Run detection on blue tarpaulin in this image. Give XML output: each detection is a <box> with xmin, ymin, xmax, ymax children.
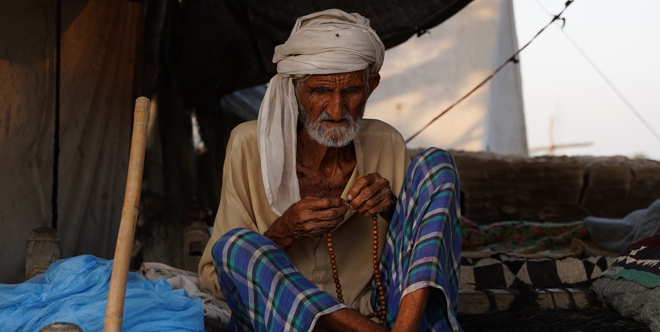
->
<box><xmin>0</xmin><ymin>255</ymin><xmax>204</xmax><ymax>331</ymax></box>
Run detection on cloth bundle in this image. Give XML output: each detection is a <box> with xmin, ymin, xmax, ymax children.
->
<box><xmin>0</xmin><ymin>255</ymin><xmax>203</xmax><ymax>331</ymax></box>
<box><xmin>138</xmin><ymin>262</ymin><xmax>232</xmax><ymax>330</ymax></box>
<box><xmin>585</xmin><ymin>198</ymin><xmax>660</xmax><ymax>253</ymax></box>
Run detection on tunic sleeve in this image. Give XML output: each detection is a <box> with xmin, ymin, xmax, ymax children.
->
<box><xmin>198</xmin><ymin>123</ymin><xmax>261</xmax><ymax>299</ymax></box>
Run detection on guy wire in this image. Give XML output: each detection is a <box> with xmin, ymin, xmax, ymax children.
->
<box><xmin>405</xmin><ymin>0</ymin><xmax>576</xmax><ymax>144</ymax></box>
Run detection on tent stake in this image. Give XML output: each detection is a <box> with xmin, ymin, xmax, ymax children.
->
<box><xmin>104</xmin><ymin>97</ymin><xmax>150</xmax><ymax>332</ymax></box>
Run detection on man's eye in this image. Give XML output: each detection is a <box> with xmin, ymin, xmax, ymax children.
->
<box><xmin>312</xmin><ymin>87</ymin><xmax>330</xmax><ymax>93</ymax></box>
<box><xmin>344</xmin><ymin>87</ymin><xmax>361</xmax><ymax>93</ymax></box>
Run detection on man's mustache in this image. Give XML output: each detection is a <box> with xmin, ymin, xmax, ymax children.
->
<box><xmin>316</xmin><ymin>111</ymin><xmax>355</xmax><ymax>124</ymax></box>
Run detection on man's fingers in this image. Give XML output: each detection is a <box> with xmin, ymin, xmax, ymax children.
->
<box><xmin>362</xmin><ymin>197</ymin><xmax>393</xmax><ymax>218</ymax></box>
<box><xmin>356</xmin><ymin>194</ymin><xmax>388</xmax><ymax>216</ymax></box>
<box><xmin>348</xmin><ymin>176</ymin><xmax>379</xmax><ymax>209</ymax></box>
<box><xmin>306</xmin><ymin>221</ymin><xmax>341</xmax><ymax>237</ymax></box>
<box><xmin>303</xmin><ymin>197</ymin><xmax>345</xmax><ymax>211</ymax></box>
<box><xmin>313</xmin><ymin>205</ymin><xmax>348</xmax><ymax>221</ymax></box>
<box><xmin>352</xmin><ymin>182</ymin><xmax>394</xmax><ymax>218</ymax></box>
<box><xmin>295</xmin><ymin>197</ymin><xmax>345</xmax><ymax>222</ymax></box>
<box><xmin>350</xmin><ymin>187</ymin><xmax>373</xmax><ymax>210</ymax></box>
<box><xmin>280</xmin><ymin>197</ymin><xmax>350</xmax><ymax>243</ymax></box>
<box><xmin>347</xmin><ymin>174</ymin><xmax>376</xmax><ymax>202</ymax></box>
<box><xmin>349</xmin><ymin>176</ymin><xmax>391</xmax><ymax>210</ymax></box>
<box><xmin>301</xmin><ymin>208</ymin><xmax>347</xmax><ymax>235</ymax></box>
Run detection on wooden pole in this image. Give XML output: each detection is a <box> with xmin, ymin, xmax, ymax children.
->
<box><xmin>104</xmin><ymin>97</ymin><xmax>150</xmax><ymax>332</ymax></box>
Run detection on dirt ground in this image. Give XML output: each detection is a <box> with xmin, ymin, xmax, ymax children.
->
<box><xmin>458</xmin><ymin>305</ymin><xmax>650</xmax><ymax>332</ymax></box>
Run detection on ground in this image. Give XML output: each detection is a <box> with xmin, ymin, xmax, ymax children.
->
<box><xmin>459</xmin><ymin>305</ymin><xmax>650</xmax><ymax>332</ymax></box>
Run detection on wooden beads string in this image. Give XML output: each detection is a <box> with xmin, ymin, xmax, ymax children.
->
<box><xmin>326</xmin><ymin>215</ymin><xmax>387</xmax><ymax>325</ymax></box>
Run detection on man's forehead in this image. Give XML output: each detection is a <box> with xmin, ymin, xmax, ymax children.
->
<box><xmin>304</xmin><ymin>71</ymin><xmax>366</xmax><ymax>84</ymax></box>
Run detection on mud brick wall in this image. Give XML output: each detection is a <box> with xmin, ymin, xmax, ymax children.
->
<box><xmin>413</xmin><ymin>150</ymin><xmax>660</xmax><ymax>224</ymax></box>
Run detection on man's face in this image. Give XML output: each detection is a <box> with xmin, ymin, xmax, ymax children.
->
<box><xmin>297</xmin><ymin>70</ymin><xmax>380</xmax><ymax>147</ymax></box>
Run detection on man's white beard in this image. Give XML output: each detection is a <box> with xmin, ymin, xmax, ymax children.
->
<box><xmin>299</xmin><ymin>106</ymin><xmax>363</xmax><ymax>148</ymax></box>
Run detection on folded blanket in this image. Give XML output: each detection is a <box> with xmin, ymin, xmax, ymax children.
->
<box><xmin>461</xmin><ymin>218</ymin><xmax>614</xmax><ymax>259</ymax></box>
<box><xmin>592</xmin><ymin>235</ymin><xmax>660</xmax><ymax>331</ymax></box>
<box><xmin>0</xmin><ymin>255</ymin><xmax>204</xmax><ymax>332</ymax></box>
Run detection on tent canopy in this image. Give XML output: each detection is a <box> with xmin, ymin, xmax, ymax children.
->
<box><xmin>178</xmin><ymin>0</ymin><xmax>472</xmax><ymax>107</ymax></box>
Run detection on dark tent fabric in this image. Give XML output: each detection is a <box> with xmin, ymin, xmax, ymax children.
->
<box><xmin>178</xmin><ymin>0</ymin><xmax>472</xmax><ymax>108</ymax></box>
<box><xmin>0</xmin><ymin>0</ymin><xmax>471</xmax><ymax>283</ymax></box>
<box><xmin>0</xmin><ymin>0</ymin><xmax>141</xmax><ymax>283</ymax></box>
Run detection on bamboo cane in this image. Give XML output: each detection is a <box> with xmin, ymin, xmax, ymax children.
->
<box><xmin>104</xmin><ymin>97</ymin><xmax>150</xmax><ymax>332</ymax></box>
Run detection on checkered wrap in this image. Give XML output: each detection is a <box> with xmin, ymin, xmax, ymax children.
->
<box><xmin>212</xmin><ymin>229</ymin><xmax>348</xmax><ymax>332</ymax></box>
<box><xmin>212</xmin><ymin>147</ymin><xmax>462</xmax><ymax>332</ymax></box>
<box><xmin>378</xmin><ymin>148</ymin><xmax>462</xmax><ymax>332</ymax></box>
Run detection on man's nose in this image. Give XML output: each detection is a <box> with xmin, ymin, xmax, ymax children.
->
<box><xmin>326</xmin><ymin>92</ymin><xmax>347</xmax><ymax>120</ymax></box>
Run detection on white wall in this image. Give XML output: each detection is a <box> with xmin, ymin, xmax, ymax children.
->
<box><xmin>366</xmin><ymin>0</ymin><xmax>527</xmax><ymax>155</ymax></box>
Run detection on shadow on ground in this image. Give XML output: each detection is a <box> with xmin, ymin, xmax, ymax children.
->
<box><xmin>459</xmin><ymin>305</ymin><xmax>650</xmax><ymax>332</ymax></box>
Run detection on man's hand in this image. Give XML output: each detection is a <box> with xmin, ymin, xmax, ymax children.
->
<box><xmin>265</xmin><ymin>197</ymin><xmax>348</xmax><ymax>250</ymax></box>
<box><xmin>347</xmin><ymin>173</ymin><xmax>396</xmax><ymax>222</ymax></box>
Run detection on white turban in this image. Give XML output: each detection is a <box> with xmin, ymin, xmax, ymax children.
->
<box><xmin>257</xmin><ymin>9</ymin><xmax>385</xmax><ymax>215</ymax></box>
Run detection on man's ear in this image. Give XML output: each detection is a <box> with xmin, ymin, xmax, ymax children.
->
<box><xmin>368</xmin><ymin>73</ymin><xmax>381</xmax><ymax>95</ymax></box>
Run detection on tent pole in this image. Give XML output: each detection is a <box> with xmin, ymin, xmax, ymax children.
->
<box><xmin>104</xmin><ymin>97</ymin><xmax>150</xmax><ymax>332</ymax></box>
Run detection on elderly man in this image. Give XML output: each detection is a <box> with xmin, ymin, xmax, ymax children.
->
<box><xmin>199</xmin><ymin>9</ymin><xmax>462</xmax><ymax>332</ymax></box>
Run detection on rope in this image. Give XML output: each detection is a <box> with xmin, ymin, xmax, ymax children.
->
<box><xmin>535</xmin><ymin>0</ymin><xmax>660</xmax><ymax>144</ymax></box>
<box><xmin>52</xmin><ymin>0</ymin><xmax>62</xmax><ymax>230</ymax></box>
<box><xmin>405</xmin><ymin>0</ymin><xmax>576</xmax><ymax>144</ymax></box>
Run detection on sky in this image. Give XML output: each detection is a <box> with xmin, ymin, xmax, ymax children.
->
<box><xmin>512</xmin><ymin>0</ymin><xmax>660</xmax><ymax>160</ymax></box>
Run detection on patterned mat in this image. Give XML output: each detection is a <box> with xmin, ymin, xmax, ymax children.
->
<box><xmin>458</xmin><ymin>218</ymin><xmax>617</xmax><ymax>289</ymax></box>
<box><xmin>460</xmin><ymin>254</ymin><xmax>615</xmax><ymax>290</ymax></box>
<box><xmin>601</xmin><ymin>235</ymin><xmax>660</xmax><ymax>287</ymax></box>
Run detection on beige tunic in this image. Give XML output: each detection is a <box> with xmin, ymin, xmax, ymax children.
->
<box><xmin>198</xmin><ymin>119</ymin><xmax>410</xmax><ymax>314</ymax></box>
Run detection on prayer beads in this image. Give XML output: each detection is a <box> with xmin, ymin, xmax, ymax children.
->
<box><xmin>326</xmin><ymin>215</ymin><xmax>386</xmax><ymax>325</ymax></box>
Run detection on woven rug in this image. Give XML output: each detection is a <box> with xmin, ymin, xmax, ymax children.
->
<box><xmin>600</xmin><ymin>235</ymin><xmax>660</xmax><ymax>287</ymax></box>
<box><xmin>461</xmin><ymin>254</ymin><xmax>615</xmax><ymax>290</ymax></box>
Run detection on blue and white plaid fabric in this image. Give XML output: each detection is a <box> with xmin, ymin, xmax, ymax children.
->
<box><xmin>213</xmin><ymin>147</ymin><xmax>462</xmax><ymax>332</ymax></box>
<box><xmin>212</xmin><ymin>229</ymin><xmax>348</xmax><ymax>332</ymax></box>
<box><xmin>377</xmin><ymin>148</ymin><xmax>462</xmax><ymax>331</ymax></box>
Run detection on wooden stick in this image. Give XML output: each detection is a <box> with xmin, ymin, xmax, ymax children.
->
<box><xmin>104</xmin><ymin>97</ymin><xmax>150</xmax><ymax>332</ymax></box>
